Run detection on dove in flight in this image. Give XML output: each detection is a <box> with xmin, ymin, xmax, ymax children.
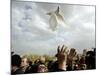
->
<box><xmin>47</xmin><ymin>6</ymin><xmax>66</xmax><ymax>31</ymax></box>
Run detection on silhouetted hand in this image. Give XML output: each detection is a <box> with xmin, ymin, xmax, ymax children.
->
<box><xmin>56</xmin><ymin>45</ymin><xmax>68</xmax><ymax>70</ymax></box>
<box><xmin>67</xmin><ymin>48</ymin><xmax>77</xmax><ymax>65</ymax></box>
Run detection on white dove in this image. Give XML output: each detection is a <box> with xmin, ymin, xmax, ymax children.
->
<box><xmin>47</xmin><ymin>6</ymin><xmax>66</xmax><ymax>31</ymax></box>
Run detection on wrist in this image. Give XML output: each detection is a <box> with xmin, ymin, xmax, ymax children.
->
<box><xmin>58</xmin><ymin>61</ymin><xmax>66</xmax><ymax>70</ymax></box>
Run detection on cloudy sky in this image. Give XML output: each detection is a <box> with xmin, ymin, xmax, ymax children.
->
<box><xmin>11</xmin><ymin>1</ymin><xmax>95</xmax><ymax>55</ymax></box>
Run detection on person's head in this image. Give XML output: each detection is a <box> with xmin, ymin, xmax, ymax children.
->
<box><xmin>86</xmin><ymin>51</ymin><xmax>94</xmax><ymax>57</ymax></box>
<box><xmin>11</xmin><ymin>54</ymin><xmax>21</xmax><ymax>67</ymax></box>
<box><xmin>37</xmin><ymin>64</ymin><xmax>48</xmax><ymax>73</ymax></box>
<box><xmin>21</xmin><ymin>56</ymin><xmax>30</xmax><ymax>68</ymax></box>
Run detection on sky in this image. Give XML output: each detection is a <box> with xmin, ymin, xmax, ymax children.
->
<box><xmin>11</xmin><ymin>1</ymin><xmax>95</xmax><ymax>55</ymax></box>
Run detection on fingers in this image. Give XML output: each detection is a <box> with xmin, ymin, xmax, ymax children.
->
<box><xmin>61</xmin><ymin>45</ymin><xmax>64</xmax><ymax>52</ymax></box>
<box><xmin>63</xmin><ymin>46</ymin><xmax>67</xmax><ymax>53</ymax></box>
<box><xmin>57</xmin><ymin>45</ymin><xmax>60</xmax><ymax>53</ymax></box>
<box><xmin>57</xmin><ymin>45</ymin><xmax>68</xmax><ymax>53</ymax></box>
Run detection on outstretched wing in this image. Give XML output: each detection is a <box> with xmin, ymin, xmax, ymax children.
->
<box><xmin>56</xmin><ymin>13</ymin><xmax>64</xmax><ymax>22</ymax></box>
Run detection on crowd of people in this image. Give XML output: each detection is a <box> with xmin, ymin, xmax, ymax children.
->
<box><xmin>11</xmin><ymin>45</ymin><xmax>96</xmax><ymax>75</ymax></box>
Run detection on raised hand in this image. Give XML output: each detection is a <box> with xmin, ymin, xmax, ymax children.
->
<box><xmin>57</xmin><ymin>45</ymin><xmax>67</xmax><ymax>62</ymax></box>
<box><xmin>56</xmin><ymin>45</ymin><xmax>68</xmax><ymax>70</ymax></box>
<box><xmin>67</xmin><ymin>48</ymin><xmax>77</xmax><ymax>66</ymax></box>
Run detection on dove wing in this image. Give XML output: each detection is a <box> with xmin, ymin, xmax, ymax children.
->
<box><xmin>56</xmin><ymin>13</ymin><xmax>64</xmax><ymax>22</ymax></box>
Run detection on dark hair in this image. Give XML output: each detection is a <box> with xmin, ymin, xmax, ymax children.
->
<box><xmin>11</xmin><ymin>54</ymin><xmax>21</xmax><ymax>67</ymax></box>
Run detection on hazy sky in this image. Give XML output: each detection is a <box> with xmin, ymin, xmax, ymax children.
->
<box><xmin>11</xmin><ymin>1</ymin><xmax>95</xmax><ymax>55</ymax></box>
